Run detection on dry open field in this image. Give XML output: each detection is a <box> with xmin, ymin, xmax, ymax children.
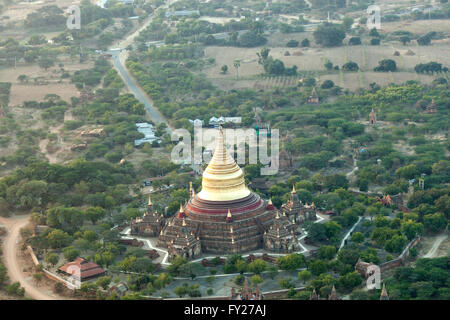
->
<box><xmin>0</xmin><ymin>0</ymin><xmax>81</xmax><ymax>24</ymax></box>
<box><xmin>0</xmin><ymin>58</ymin><xmax>93</xmax><ymax>105</ymax></box>
<box><xmin>382</xmin><ymin>19</ymin><xmax>450</xmax><ymax>35</ymax></box>
<box><xmin>202</xmin><ymin>29</ymin><xmax>449</xmax><ymax>91</ymax></box>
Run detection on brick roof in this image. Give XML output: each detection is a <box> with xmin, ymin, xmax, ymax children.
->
<box><xmin>59</xmin><ymin>257</ymin><xmax>105</xmax><ymax>280</ymax></box>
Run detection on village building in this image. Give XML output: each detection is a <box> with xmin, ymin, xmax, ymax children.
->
<box><xmin>58</xmin><ymin>257</ymin><xmax>106</xmax><ymax>282</ymax></box>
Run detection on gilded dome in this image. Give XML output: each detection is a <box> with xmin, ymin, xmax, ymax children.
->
<box><xmin>197</xmin><ymin>127</ymin><xmax>251</xmax><ymax>201</ymax></box>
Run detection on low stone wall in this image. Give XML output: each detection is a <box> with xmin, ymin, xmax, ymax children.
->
<box><xmin>27</xmin><ymin>245</ymin><xmax>77</xmax><ymax>290</ymax></box>
<box><xmin>379</xmin><ymin>236</ymin><xmax>421</xmax><ymax>272</ymax></box>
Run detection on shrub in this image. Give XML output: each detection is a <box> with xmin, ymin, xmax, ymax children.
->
<box><xmin>286</xmin><ymin>40</ymin><xmax>299</xmax><ymax>47</ymax></box>
<box><xmin>342</xmin><ymin>61</ymin><xmax>359</xmax><ymax>71</ymax></box>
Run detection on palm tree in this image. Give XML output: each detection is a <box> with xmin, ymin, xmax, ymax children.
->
<box><xmin>233</xmin><ymin>59</ymin><xmax>241</xmax><ymax>79</ymax></box>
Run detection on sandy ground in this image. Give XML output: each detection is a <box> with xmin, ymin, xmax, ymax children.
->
<box><xmin>0</xmin><ymin>214</ymin><xmax>65</xmax><ymax>300</ymax></box>
<box><xmin>381</xmin><ymin>19</ymin><xmax>450</xmax><ymax>35</ymax></box>
<box><xmin>0</xmin><ymin>60</ymin><xmax>93</xmax><ymax>106</ymax></box>
<box><xmin>0</xmin><ymin>0</ymin><xmax>81</xmax><ymax>24</ymax></box>
<box><xmin>418</xmin><ymin>232</ymin><xmax>450</xmax><ymax>259</ymax></box>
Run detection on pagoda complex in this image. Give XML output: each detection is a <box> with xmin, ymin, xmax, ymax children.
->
<box><xmin>156</xmin><ymin>127</ymin><xmax>297</xmax><ymax>260</ymax></box>
<box><xmin>281</xmin><ymin>186</ymin><xmax>317</xmax><ymax>224</ymax></box>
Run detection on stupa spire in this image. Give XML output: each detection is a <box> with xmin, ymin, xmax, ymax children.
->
<box><xmin>197</xmin><ymin>126</ymin><xmax>250</xmax><ymax>201</ymax></box>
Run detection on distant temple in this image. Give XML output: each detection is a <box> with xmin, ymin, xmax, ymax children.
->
<box><xmin>263</xmin><ymin>209</ymin><xmax>299</xmax><ymax>253</ymax></box>
<box><xmin>281</xmin><ymin>186</ymin><xmax>317</xmax><ymax>224</ymax></box>
<box><xmin>424</xmin><ymin>99</ymin><xmax>437</xmax><ymax>114</ymax></box>
<box><xmin>369</xmin><ymin>108</ymin><xmax>377</xmax><ymax>125</ymax></box>
<box><xmin>310</xmin><ymin>288</ymin><xmax>319</xmax><ymax>300</ymax></box>
<box><xmin>380</xmin><ymin>283</ymin><xmax>389</xmax><ymax>300</ymax></box>
<box><xmin>306</xmin><ymin>88</ymin><xmax>319</xmax><ymax>104</ymax></box>
<box><xmin>231</xmin><ymin>277</ymin><xmax>263</xmax><ymax>300</ymax></box>
<box><xmin>130</xmin><ymin>195</ymin><xmax>165</xmax><ymax>237</ymax></box>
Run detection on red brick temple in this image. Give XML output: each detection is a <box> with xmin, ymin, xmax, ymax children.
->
<box><xmin>155</xmin><ymin>127</ymin><xmax>299</xmax><ymax>260</ymax></box>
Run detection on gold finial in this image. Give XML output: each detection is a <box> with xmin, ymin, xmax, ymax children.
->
<box><xmin>268</xmin><ymin>198</ymin><xmax>273</xmax><ymax>205</ymax></box>
<box><xmin>230</xmin><ymin>226</ymin><xmax>234</xmax><ymax>233</ymax></box>
<box><xmin>148</xmin><ymin>194</ymin><xmax>152</xmax><ymax>206</ymax></box>
<box><xmin>179</xmin><ymin>204</ymin><xmax>184</xmax><ymax>213</ymax></box>
<box><xmin>182</xmin><ymin>218</ymin><xmax>186</xmax><ymax>227</ymax></box>
<box><xmin>292</xmin><ymin>185</ymin><xmax>296</xmax><ymax>193</ymax></box>
<box><xmin>275</xmin><ymin>211</ymin><xmax>280</xmax><ymax>220</ymax></box>
<box><xmin>231</xmin><ymin>237</ymin><xmax>235</xmax><ymax>244</ymax></box>
<box><xmin>227</xmin><ymin>209</ymin><xmax>232</xmax><ymax>218</ymax></box>
<box><xmin>282</xmin><ymin>211</ymin><xmax>286</xmax><ymax>217</ymax></box>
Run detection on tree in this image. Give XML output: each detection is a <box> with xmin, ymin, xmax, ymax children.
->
<box><xmin>45</xmin><ymin>252</ymin><xmax>59</xmax><ymax>267</ymax></box>
<box><xmin>348</xmin><ymin>37</ymin><xmax>361</xmax><ymax>45</ymax></box>
<box><xmin>256</xmin><ymin>48</ymin><xmax>270</xmax><ymax>66</ymax></box>
<box><xmin>17</xmin><ymin>74</ymin><xmax>28</xmax><ymax>83</ymax></box>
<box><xmin>85</xmin><ymin>206</ymin><xmax>106</xmax><ymax>224</ymax></box>
<box><xmin>174</xmin><ymin>284</ymin><xmax>188</xmax><ymax>298</ymax></box>
<box><xmin>46</xmin><ymin>230</ymin><xmax>72</xmax><ymax>248</ymax></box>
<box><xmin>38</xmin><ymin>57</ymin><xmax>55</xmax><ymax>70</ymax></box>
<box><xmin>318</xmin><ymin>245</ymin><xmax>337</xmax><ymax>260</ymax></box>
<box><xmin>221</xmin><ymin>65</ymin><xmax>228</xmax><ymax>74</ymax></box>
<box><xmin>417</xmin><ymin>35</ymin><xmax>431</xmax><ymax>46</ymax></box>
<box><xmin>298</xmin><ymin>270</ymin><xmax>312</xmax><ymax>284</ymax></box>
<box><xmin>385</xmin><ymin>235</ymin><xmax>408</xmax><ymax>253</ymax></box>
<box><xmin>342</xmin><ymin>61</ymin><xmax>359</xmax><ymax>71</ymax></box>
<box><xmin>301</xmin><ymin>38</ymin><xmax>310</xmax><ymax>47</ymax></box>
<box><xmin>233</xmin><ymin>60</ymin><xmax>241</xmax><ymax>79</ymax></box>
<box><xmin>374</xmin><ymin>59</ymin><xmax>397</xmax><ymax>72</ymax></box>
<box><xmin>369</xmin><ymin>28</ymin><xmax>380</xmax><ymax>37</ymax></box>
<box><xmin>309</xmin><ymin>259</ymin><xmax>328</xmax><ymax>276</ymax></box>
<box><xmin>324</xmin><ymin>60</ymin><xmax>333</xmax><ymax>70</ymax></box>
<box><xmin>400</xmin><ymin>36</ymin><xmax>411</xmax><ymax>45</ymax></box>
<box><xmin>401</xmin><ymin>220</ymin><xmax>424</xmax><ymax>240</ymax></box>
<box><xmin>337</xmin><ymin>271</ymin><xmax>362</xmax><ymax>290</ymax></box>
<box><xmin>286</xmin><ymin>40</ymin><xmax>299</xmax><ymax>48</ymax></box>
<box><xmin>370</xmin><ymin>38</ymin><xmax>380</xmax><ymax>45</ymax></box>
<box><xmin>313</xmin><ymin>23</ymin><xmax>346</xmax><ymax>47</ymax></box>
<box><xmin>276</xmin><ymin>253</ymin><xmax>305</xmax><ymax>271</ymax></box>
<box><xmin>251</xmin><ymin>275</ymin><xmax>264</xmax><ymax>286</ymax></box>
<box><xmin>342</xmin><ymin>16</ymin><xmax>354</xmax><ymax>31</ymax></box>
<box><xmin>96</xmin><ymin>276</ymin><xmax>112</xmax><ymax>290</ymax></box>
<box><xmin>33</xmin><ymin>273</ymin><xmax>43</xmax><ymax>285</ymax></box>
<box><xmin>423</xmin><ymin>213</ymin><xmax>447</xmax><ymax>233</ymax></box>
<box><xmin>351</xmin><ymin>232</ymin><xmax>364</xmax><ymax>243</ymax></box>
<box><xmin>248</xmin><ymin>259</ymin><xmax>268</xmax><ymax>275</ymax></box>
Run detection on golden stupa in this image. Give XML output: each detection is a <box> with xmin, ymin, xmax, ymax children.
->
<box><xmin>197</xmin><ymin>126</ymin><xmax>251</xmax><ymax>202</ymax></box>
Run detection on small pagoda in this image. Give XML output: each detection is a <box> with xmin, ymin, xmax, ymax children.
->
<box><xmin>130</xmin><ymin>195</ymin><xmax>165</xmax><ymax>237</ymax></box>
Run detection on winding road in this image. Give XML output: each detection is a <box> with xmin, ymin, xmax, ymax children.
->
<box><xmin>423</xmin><ymin>233</ymin><xmax>448</xmax><ymax>258</ymax></box>
<box><xmin>107</xmin><ymin>2</ymin><xmax>173</xmax><ymax>133</ymax></box>
<box><xmin>0</xmin><ymin>215</ymin><xmax>60</xmax><ymax>300</ymax></box>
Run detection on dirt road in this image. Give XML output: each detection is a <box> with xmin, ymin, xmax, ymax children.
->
<box><xmin>0</xmin><ymin>215</ymin><xmax>60</xmax><ymax>300</ymax></box>
<box><xmin>423</xmin><ymin>233</ymin><xmax>448</xmax><ymax>258</ymax></box>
